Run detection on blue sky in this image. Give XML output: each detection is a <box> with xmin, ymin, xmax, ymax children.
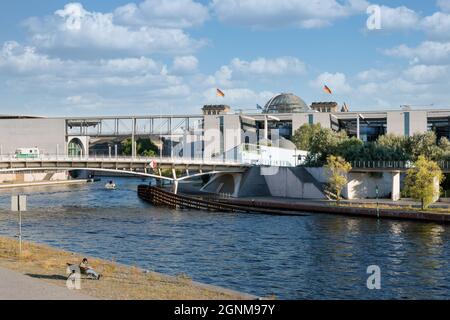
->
<box><xmin>0</xmin><ymin>0</ymin><xmax>449</xmax><ymax>116</ymax></box>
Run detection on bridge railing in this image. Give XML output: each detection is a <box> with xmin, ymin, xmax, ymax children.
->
<box><xmin>0</xmin><ymin>154</ymin><xmax>247</xmax><ymax>166</ymax></box>
<box><xmin>351</xmin><ymin>160</ymin><xmax>450</xmax><ymax>170</ymax></box>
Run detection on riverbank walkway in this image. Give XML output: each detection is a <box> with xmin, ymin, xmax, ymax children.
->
<box><xmin>0</xmin><ymin>266</ymin><xmax>95</xmax><ymax>300</ymax></box>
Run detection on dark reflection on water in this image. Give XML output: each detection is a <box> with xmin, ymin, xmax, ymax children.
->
<box><xmin>0</xmin><ymin>178</ymin><xmax>449</xmax><ymax>299</ymax></box>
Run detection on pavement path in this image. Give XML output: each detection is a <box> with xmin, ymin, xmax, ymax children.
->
<box><xmin>0</xmin><ymin>266</ymin><xmax>95</xmax><ymax>300</ymax></box>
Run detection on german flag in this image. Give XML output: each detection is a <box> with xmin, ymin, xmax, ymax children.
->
<box><xmin>323</xmin><ymin>85</ymin><xmax>332</xmax><ymax>94</ymax></box>
<box><xmin>216</xmin><ymin>88</ymin><xmax>225</xmax><ymax>97</ymax></box>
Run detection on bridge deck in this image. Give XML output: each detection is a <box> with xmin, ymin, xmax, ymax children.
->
<box><xmin>0</xmin><ymin>156</ymin><xmax>249</xmax><ymax>181</ymax></box>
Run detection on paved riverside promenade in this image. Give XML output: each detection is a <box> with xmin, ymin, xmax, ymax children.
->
<box><xmin>0</xmin><ymin>266</ymin><xmax>95</xmax><ymax>300</ymax></box>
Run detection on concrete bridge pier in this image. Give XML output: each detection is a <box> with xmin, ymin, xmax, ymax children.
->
<box><xmin>172</xmin><ymin>168</ymin><xmax>179</xmax><ymax>194</ymax></box>
<box><xmin>391</xmin><ymin>171</ymin><xmax>401</xmax><ymax>201</ymax></box>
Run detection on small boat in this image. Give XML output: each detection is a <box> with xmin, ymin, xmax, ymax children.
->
<box><xmin>105</xmin><ymin>181</ymin><xmax>117</xmax><ymax>190</ymax></box>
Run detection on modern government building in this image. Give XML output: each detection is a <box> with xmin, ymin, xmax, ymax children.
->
<box><xmin>1</xmin><ymin>92</ymin><xmax>450</xmax><ymax>160</ymax></box>
<box><xmin>1</xmin><ymin>93</ymin><xmax>450</xmax><ymax>199</ymax></box>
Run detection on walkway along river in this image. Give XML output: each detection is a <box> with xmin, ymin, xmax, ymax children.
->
<box><xmin>0</xmin><ymin>177</ymin><xmax>449</xmax><ymax>299</ymax></box>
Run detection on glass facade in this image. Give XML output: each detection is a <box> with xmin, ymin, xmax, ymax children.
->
<box><xmin>404</xmin><ymin>112</ymin><xmax>410</xmax><ymax>137</ymax></box>
<box><xmin>68</xmin><ymin>139</ymin><xmax>83</xmax><ymax>156</ymax></box>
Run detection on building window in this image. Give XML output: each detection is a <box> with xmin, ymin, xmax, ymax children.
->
<box><xmin>68</xmin><ymin>138</ymin><xmax>84</xmax><ymax>156</ymax></box>
<box><xmin>219</xmin><ymin>116</ymin><xmax>225</xmax><ymax>158</ymax></box>
<box><xmin>404</xmin><ymin>112</ymin><xmax>410</xmax><ymax>137</ymax></box>
<box><xmin>308</xmin><ymin>114</ymin><xmax>314</xmax><ymax>125</ymax></box>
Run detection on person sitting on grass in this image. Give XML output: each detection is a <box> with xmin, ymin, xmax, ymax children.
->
<box><xmin>80</xmin><ymin>258</ymin><xmax>102</xmax><ymax>280</ymax></box>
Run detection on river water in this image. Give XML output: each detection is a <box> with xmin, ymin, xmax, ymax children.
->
<box><xmin>0</xmin><ymin>177</ymin><xmax>449</xmax><ymax>299</ymax></box>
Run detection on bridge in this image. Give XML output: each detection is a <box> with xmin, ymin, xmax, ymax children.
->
<box><xmin>0</xmin><ymin>155</ymin><xmax>249</xmax><ymax>194</ymax></box>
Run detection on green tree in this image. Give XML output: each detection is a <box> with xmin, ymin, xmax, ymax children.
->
<box><xmin>409</xmin><ymin>132</ymin><xmax>441</xmax><ymax>161</ymax></box>
<box><xmin>292</xmin><ymin>123</ymin><xmax>323</xmax><ymax>151</ymax></box>
<box><xmin>325</xmin><ymin>155</ymin><xmax>352</xmax><ymax>203</ymax></box>
<box><xmin>404</xmin><ymin>155</ymin><xmax>443</xmax><ymax>210</ymax></box>
<box><xmin>122</xmin><ymin>138</ymin><xmax>159</xmax><ymax>156</ymax></box>
<box><xmin>336</xmin><ymin>137</ymin><xmax>364</xmax><ymax>161</ymax></box>
<box><xmin>293</xmin><ymin>124</ymin><xmax>450</xmax><ymax>165</ymax></box>
<box><xmin>376</xmin><ymin>134</ymin><xmax>410</xmax><ymax>161</ymax></box>
<box><xmin>292</xmin><ymin>124</ymin><xmax>348</xmax><ymax>165</ymax></box>
<box><xmin>438</xmin><ymin>137</ymin><xmax>450</xmax><ymax>151</ymax></box>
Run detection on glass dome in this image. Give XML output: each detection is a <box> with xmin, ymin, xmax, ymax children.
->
<box><xmin>263</xmin><ymin>93</ymin><xmax>310</xmax><ymax>113</ymax></box>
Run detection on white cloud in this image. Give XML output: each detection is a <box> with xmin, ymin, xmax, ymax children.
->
<box><xmin>379</xmin><ymin>5</ymin><xmax>420</xmax><ymax>30</ymax></box>
<box><xmin>338</xmin><ymin>64</ymin><xmax>450</xmax><ymax>110</ymax></box>
<box><xmin>0</xmin><ymin>41</ymin><xmax>189</xmax><ymax>102</ymax></box>
<box><xmin>114</xmin><ymin>0</ymin><xmax>209</xmax><ymax>28</ymax></box>
<box><xmin>420</xmin><ymin>12</ymin><xmax>450</xmax><ymax>39</ymax></box>
<box><xmin>172</xmin><ymin>55</ymin><xmax>199</xmax><ymax>73</ymax></box>
<box><xmin>402</xmin><ymin>64</ymin><xmax>448</xmax><ymax>83</ymax></box>
<box><xmin>24</xmin><ymin>2</ymin><xmax>204</xmax><ymax>56</ymax></box>
<box><xmin>383</xmin><ymin>41</ymin><xmax>450</xmax><ymax>65</ymax></box>
<box><xmin>437</xmin><ymin>0</ymin><xmax>450</xmax><ymax>12</ymax></box>
<box><xmin>211</xmin><ymin>0</ymin><xmax>369</xmax><ymax>29</ymax></box>
<box><xmin>310</xmin><ymin>72</ymin><xmax>352</xmax><ymax>94</ymax></box>
<box><xmin>230</xmin><ymin>57</ymin><xmax>306</xmax><ymax>76</ymax></box>
<box><xmin>356</xmin><ymin>68</ymin><xmax>393</xmax><ymax>82</ymax></box>
<box><xmin>205</xmin><ymin>65</ymin><xmax>234</xmax><ymax>88</ymax></box>
<box><xmin>0</xmin><ymin>41</ymin><xmax>65</xmax><ymax>74</ymax></box>
<box><xmin>205</xmin><ymin>56</ymin><xmax>306</xmax><ymax>88</ymax></box>
<box><xmin>366</xmin><ymin>4</ymin><xmax>450</xmax><ymax>39</ymax></box>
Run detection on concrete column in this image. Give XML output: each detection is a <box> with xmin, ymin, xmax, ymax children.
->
<box><xmin>356</xmin><ymin>116</ymin><xmax>360</xmax><ymax>140</ymax></box>
<box><xmin>172</xmin><ymin>168</ymin><xmax>178</xmax><ymax>194</ymax></box>
<box><xmin>131</xmin><ymin>118</ymin><xmax>137</xmax><ymax>158</ymax></box>
<box><xmin>391</xmin><ymin>171</ymin><xmax>401</xmax><ymax>201</ymax></box>
<box><xmin>264</xmin><ymin>116</ymin><xmax>268</xmax><ymax>141</ymax></box>
<box><xmin>173</xmin><ymin>180</ymin><xmax>179</xmax><ymax>195</ymax></box>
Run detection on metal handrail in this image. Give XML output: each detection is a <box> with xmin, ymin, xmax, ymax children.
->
<box><xmin>349</xmin><ymin>160</ymin><xmax>450</xmax><ymax>169</ymax></box>
<box><xmin>0</xmin><ymin>154</ymin><xmax>246</xmax><ymax>166</ymax></box>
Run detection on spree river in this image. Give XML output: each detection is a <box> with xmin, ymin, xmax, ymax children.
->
<box><xmin>0</xmin><ymin>177</ymin><xmax>449</xmax><ymax>299</ymax></box>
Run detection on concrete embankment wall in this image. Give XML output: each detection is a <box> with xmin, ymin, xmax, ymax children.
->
<box><xmin>203</xmin><ymin>167</ymin><xmax>327</xmax><ymax>199</ymax></box>
<box><xmin>305</xmin><ymin>167</ymin><xmax>396</xmax><ymax>199</ymax></box>
<box><xmin>203</xmin><ymin>166</ymin><xmax>403</xmax><ymax>200</ymax></box>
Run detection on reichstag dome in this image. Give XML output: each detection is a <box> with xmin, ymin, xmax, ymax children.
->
<box><xmin>263</xmin><ymin>93</ymin><xmax>311</xmax><ymax>113</ymax></box>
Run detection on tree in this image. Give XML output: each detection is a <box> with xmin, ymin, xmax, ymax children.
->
<box><xmin>121</xmin><ymin>138</ymin><xmax>158</xmax><ymax>156</ymax></box>
<box><xmin>336</xmin><ymin>137</ymin><xmax>364</xmax><ymax>161</ymax></box>
<box><xmin>409</xmin><ymin>132</ymin><xmax>442</xmax><ymax>161</ymax></box>
<box><xmin>376</xmin><ymin>134</ymin><xmax>410</xmax><ymax>161</ymax></box>
<box><xmin>292</xmin><ymin>123</ymin><xmax>323</xmax><ymax>151</ymax></box>
<box><xmin>325</xmin><ymin>155</ymin><xmax>352</xmax><ymax>203</ymax></box>
<box><xmin>404</xmin><ymin>155</ymin><xmax>443</xmax><ymax>210</ymax></box>
<box><xmin>292</xmin><ymin>124</ymin><xmax>450</xmax><ymax>165</ymax></box>
<box><xmin>292</xmin><ymin>124</ymin><xmax>348</xmax><ymax>165</ymax></box>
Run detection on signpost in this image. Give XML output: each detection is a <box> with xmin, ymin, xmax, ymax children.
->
<box><xmin>11</xmin><ymin>195</ymin><xmax>27</xmax><ymax>256</ymax></box>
